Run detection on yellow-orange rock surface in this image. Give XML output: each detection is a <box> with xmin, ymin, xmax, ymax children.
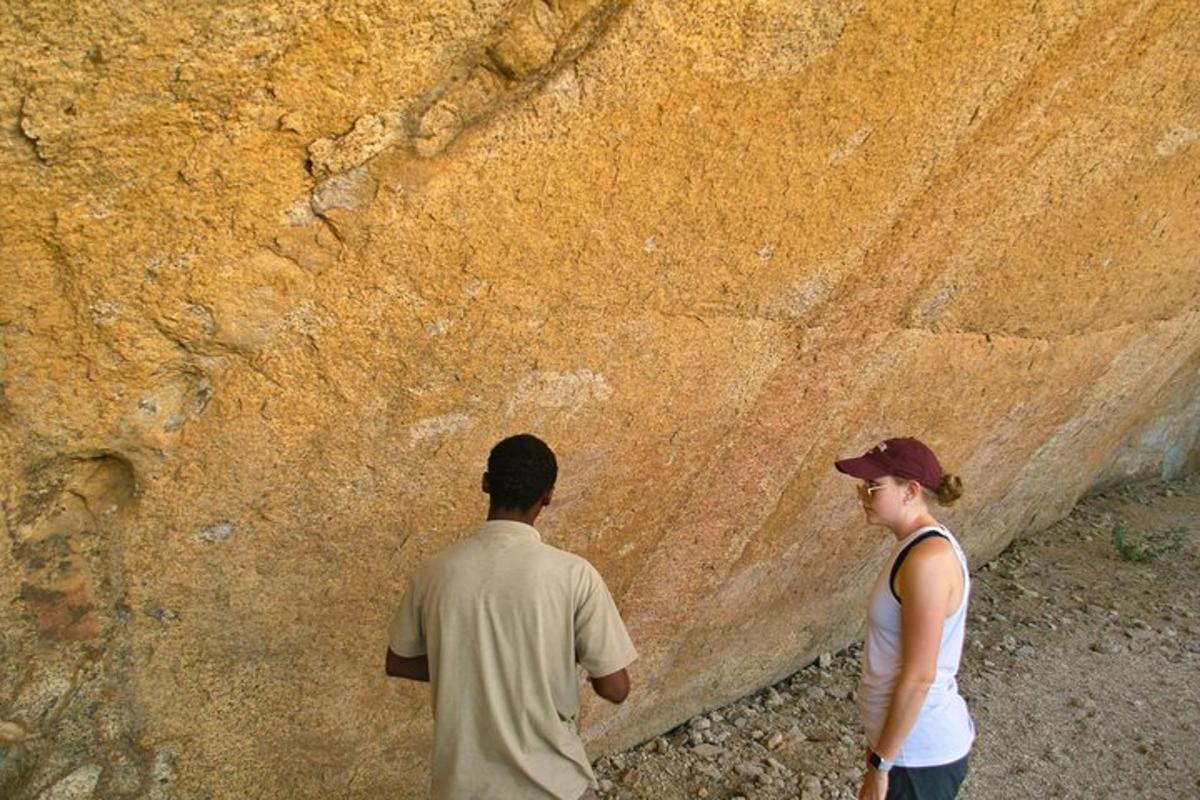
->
<box><xmin>2</xmin><ymin>1</ymin><xmax>1198</xmax><ymax>797</ymax></box>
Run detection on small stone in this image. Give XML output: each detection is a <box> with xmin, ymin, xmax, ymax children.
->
<box><xmin>691</xmin><ymin>743</ymin><xmax>725</xmax><ymax>759</ymax></box>
<box><xmin>1047</xmin><ymin>745</ymin><xmax>1070</xmax><ymax>766</ymax></box>
<box><xmin>690</xmin><ymin>716</ymin><xmax>711</xmax><ymax>731</ymax></box>
<box><xmin>39</xmin><ymin>765</ymin><xmax>103</xmax><ymax>800</ymax></box>
<box><xmin>598</xmin><ymin>779</ymin><xmax>615</xmax><ymax>793</ymax></box>
<box><xmin>767</xmin><ymin>731</ymin><xmax>784</xmax><ymax>749</ymax></box>
<box><xmin>142</xmin><ymin>603</ymin><xmax>181</xmax><ymax>625</ymax></box>
<box><xmin>818</xmin><ymin>652</ymin><xmax>833</xmax><ymax>669</ymax></box>
<box><xmin>150</xmin><ymin>745</ymin><xmax>178</xmax><ymax>791</ymax></box>
<box><xmin>1014</xmin><ymin>644</ymin><xmax>1036</xmax><ymax>659</ymax></box>
<box><xmin>0</xmin><ymin>721</ymin><xmax>32</xmax><ymax>743</ymax></box>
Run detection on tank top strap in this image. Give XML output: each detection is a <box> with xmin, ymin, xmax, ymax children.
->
<box><xmin>888</xmin><ymin>526</ymin><xmax>949</xmax><ymax>604</ymax></box>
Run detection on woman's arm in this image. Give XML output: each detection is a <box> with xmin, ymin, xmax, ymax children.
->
<box><xmin>873</xmin><ymin>539</ymin><xmax>957</xmax><ymax>759</ymax></box>
<box><xmin>859</xmin><ymin>540</ymin><xmax>957</xmax><ymax>799</ymax></box>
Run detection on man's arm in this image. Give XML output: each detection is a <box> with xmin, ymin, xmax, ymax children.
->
<box><xmin>589</xmin><ymin>667</ymin><xmax>630</xmax><ymax>704</ymax></box>
<box><xmin>386</xmin><ymin>574</ymin><xmax>428</xmax><ymax>682</ymax></box>
<box><xmin>385</xmin><ymin>648</ymin><xmax>430</xmax><ymax>682</ymax></box>
<box><xmin>574</xmin><ymin>563</ymin><xmax>637</xmax><ymax>704</ymax></box>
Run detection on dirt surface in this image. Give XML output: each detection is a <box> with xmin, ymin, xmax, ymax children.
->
<box><xmin>593</xmin><ymin>473</ymin><xmax>1200</xmax><ymax>800</ymax></box>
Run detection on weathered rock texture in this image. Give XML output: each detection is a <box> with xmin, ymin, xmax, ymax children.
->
<box><xmin>2</xmin><ymin>1</ymin><xmax>1199</xmax><ymax>797</ymax></box>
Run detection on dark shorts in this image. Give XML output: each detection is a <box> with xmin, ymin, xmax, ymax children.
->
<box><xmin>886</xmin><ymin>755</ymin><xmax>969</xmax><ymax>800</ymax></box>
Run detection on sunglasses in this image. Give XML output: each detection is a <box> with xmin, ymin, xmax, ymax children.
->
<box><xmin>855</xmin><ymin>482</ymin><xmax>887</xmax><ymax>503</ymax></box>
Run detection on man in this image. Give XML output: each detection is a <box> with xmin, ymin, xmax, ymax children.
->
<box><xmin>386</xmin><ymin>433</ymin><xmax>637</xmax><ymax>799</ymax></box>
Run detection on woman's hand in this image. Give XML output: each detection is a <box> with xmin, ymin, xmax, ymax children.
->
<box><xmin>857</xmin><ymin>767</ymin><xmax>888</xmax><ymax>800</ymax></box>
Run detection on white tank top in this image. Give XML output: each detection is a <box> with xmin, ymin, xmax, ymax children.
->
<box><xmin>857</xmin><ymin>525</ymin><xmax>975</xmax><ymax>767</ymax></box>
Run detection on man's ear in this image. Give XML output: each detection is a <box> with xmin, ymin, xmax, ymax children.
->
<box><xmin>482</xmin><ymin>472</ymin><xmax>490</xmax><ymax>494</ymax></box>
<box><xmin>541</xmin><ymin>485</ymin><xmax>555</xmax><ymax>507</ymax></box>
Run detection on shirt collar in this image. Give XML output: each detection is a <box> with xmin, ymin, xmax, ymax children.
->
<box><xmin>476</xmin><ymin>519</ymin><xmax>542</xmax><ymax>541</ymax></box>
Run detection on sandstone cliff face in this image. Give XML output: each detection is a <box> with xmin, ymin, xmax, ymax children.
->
<box><xmin>2</xmin><ymin>1</ymin><xmax>1198</xmax><ymax>797</ymax></box>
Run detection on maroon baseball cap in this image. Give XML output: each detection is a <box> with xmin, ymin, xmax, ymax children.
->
<box><xmin>834</xmin><ymin>437</ymin><xmax>944</xmax><ymax>491</ymax></box>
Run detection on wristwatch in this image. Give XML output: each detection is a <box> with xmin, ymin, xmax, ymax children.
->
<box><xmin>868</xmin><ymin>750</ymin><xmax>894</xmax><ymax>773</ymax></box>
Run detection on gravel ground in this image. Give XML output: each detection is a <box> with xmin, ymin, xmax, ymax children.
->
<box><xmin>593</xmin><ymin>472</ymin><xmax>1200</xmax><ymax>800</ymax></box>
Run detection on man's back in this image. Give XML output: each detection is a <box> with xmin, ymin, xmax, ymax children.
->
<box><xmin>390</xmin><ymin>520</ymin><xmax>636</xmax><ymax>799</ymax></box>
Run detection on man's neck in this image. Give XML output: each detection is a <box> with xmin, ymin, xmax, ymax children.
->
<box><xmin>487</xmin><ymin>506</ymin><xmax>541</xmax><ymax>527</ymax></box>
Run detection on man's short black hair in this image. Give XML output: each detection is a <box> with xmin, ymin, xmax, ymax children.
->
<box><xmin>486</xmin><ymin>434</ymin><xmax>558</xmax><ymax>511</ymax></box>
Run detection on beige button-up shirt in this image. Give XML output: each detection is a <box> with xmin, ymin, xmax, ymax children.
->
<box><xmin>390</xmin><ymin>520</ymin><xmax>638</xmax><ymax>799</ymax></box>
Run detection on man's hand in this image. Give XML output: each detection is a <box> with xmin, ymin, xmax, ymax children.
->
<box><xmin>589</xmin><ymin>668</ymin><xmax>630</xmax><ymax>704</ymax></box>
<box><xmin>385</xmin><ymin>649</ymin><xmax>429</xmax><ymax>682</ymax></box>
<box><xmin>857</xmin><ymin>766</ymin><xmax>888</xmax><ymax>800</ymax></box>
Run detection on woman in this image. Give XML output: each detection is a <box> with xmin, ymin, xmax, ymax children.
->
<box><xmin>835</xmin><ymin>437</ymin><xmax>973</xmax><ymax>800</ymax></box>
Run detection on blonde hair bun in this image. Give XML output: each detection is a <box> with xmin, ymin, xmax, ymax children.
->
<box><xmin>936</xmin><ymin>473</ymin><xmax>964</xmax><ymax>506</ymax></box>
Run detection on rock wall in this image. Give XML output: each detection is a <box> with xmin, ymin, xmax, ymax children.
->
<box><xmin>2</xmin><ymin>1</ymin><xmax>1199</xmax><ymax>797</ymax></box>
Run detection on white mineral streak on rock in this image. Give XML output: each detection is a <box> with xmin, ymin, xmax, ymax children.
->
<box><xmin>829</xmin><ymin>125</ymin><xmax>874</xmax><ymax>164</ymax></box>
<box><xmin>1156</xmin><ymin>125</ymin><xmax>1199</xmax><ymax>158</ymax></box>
<box><xmin>311</xmin><ymin>166</ymin><xmax>372</xmax><ymax>214</ymax></box>
<box><xmin>505</xmin><ymin>370</ymin><xmax>614</xmax><ymax>417</ymax></box>
<box><xmin>282</xmin><ymin>197</ymin><xmax>315</xmax><ymax>226</ymax></box>
<box><xmin>407</xmin><ymin>412</ymin><xmax>474</xmax><ymax>446</ymax></box>
<box><xmin>650</xmin><ymin>0</ymin><xmax>867</xmax><ymax>81</ymax></box>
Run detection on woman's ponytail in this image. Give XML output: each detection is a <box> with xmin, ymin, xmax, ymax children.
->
<box><xmin>935</xmin><ymin>473</ymin><xmax>964</xmax><ymax>506</ymax></box>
